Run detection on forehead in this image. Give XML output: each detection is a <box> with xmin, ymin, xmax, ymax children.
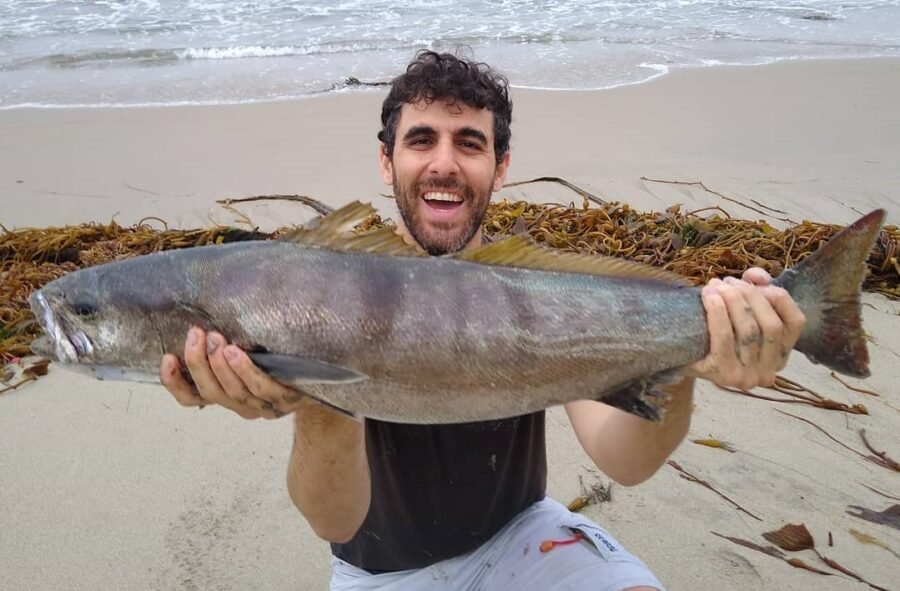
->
<box><xmin>397</xmin><ymin>99</ymin><xmax>494</xmax><ymax>137</ymax></box>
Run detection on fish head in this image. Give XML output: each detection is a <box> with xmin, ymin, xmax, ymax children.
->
<box><xmin>28</xmin><ymin>267</ymin><xmax>157</xmax><ymax>366</ymax></box>
<box><xmin>30</xmin><ymin>282</ymin><xmax>96</xmax><ymax>364</ymax></box>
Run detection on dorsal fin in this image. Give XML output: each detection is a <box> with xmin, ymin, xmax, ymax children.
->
<box><xmin>281</xmin><ymin>201</ymin><xmax>376</xmax><ymax>247</ymax></box>
<box><xmin>453</xmin><ymin>235</ymin><xmax>690</xmax><ymax>286</ymax></box>
<box><xmin>341</xmin><ymin>227</ymin><xmax>428</xmax><ymax>257</ymax></box>
<box><xmin>280</xmin><ymin>201</ymin><xmax>426</xmax><ymax>257</ymax></box>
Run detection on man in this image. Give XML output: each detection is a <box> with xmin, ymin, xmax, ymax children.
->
<box><xmin>160</xmin><ymin>51</ymin><xmax>805</xmax><ymax>590</ymax></box>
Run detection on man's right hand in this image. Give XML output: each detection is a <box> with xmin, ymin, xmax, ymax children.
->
<box><xmin>160</xmin><ymin>327</ymin><xmax>309</xmax><ymax>419</ymax></box>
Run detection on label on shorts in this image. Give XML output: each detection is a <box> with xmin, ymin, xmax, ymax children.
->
<box><xmin>567</xmin><ymin>523</ymin><xmax>623</xmax><ymax>560</ymax></box>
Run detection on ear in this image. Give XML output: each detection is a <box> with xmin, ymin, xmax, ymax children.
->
<box><xmin>492</xmin><ymin>151</ymin><xmax>511</xmax><ymax>193</ymax></box>
<box><xmin>379</xmin><ymin>144</ymin><xmax>394</xmax><ymax>186</ymax></box>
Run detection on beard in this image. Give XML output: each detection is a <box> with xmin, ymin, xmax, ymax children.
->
<box><xmin>393</xmin><ymin>172</ymin><xmax>493</xmax><ymax>256</ymax></box>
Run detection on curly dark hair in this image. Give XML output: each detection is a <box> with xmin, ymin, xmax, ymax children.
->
<box><xmin>378</xmin><ymin>50</ymin><xmax>512</xmax><ymax>165</ymax></box>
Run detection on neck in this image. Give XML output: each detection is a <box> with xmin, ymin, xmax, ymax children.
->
<box><xmin>393</xmin><ymin>221</ymin><xmax>483</xmax><ymax>254</ymax></box>
<box><xmin>462</xmin><ymin>227</ymin><xmax>484</xmax><ymax>251</ymax></box>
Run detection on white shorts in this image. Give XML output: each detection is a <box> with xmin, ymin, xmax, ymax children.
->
<box><xmin>330</xmin><ymin>497</ymin><xmax>665</xmax><ymax>591</ymax></box>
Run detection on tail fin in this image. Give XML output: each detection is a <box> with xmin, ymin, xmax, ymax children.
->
<box><xmin>773</xmin><ymin>209</ymin><xmax>886</xmax><ymax>378</ymax></box>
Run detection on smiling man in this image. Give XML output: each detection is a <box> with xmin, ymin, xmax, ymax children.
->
<box><xmin>378</xmin><ymin>75</ymin><xmax>509</xmax><ymax>256</ymax></box>
<box><xmin>161</xmin><ymin>51</ymin><xmax>805</xmax><ymax>590</ymax></box>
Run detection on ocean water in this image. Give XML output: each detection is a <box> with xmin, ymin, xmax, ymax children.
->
<box><xmin>1</xmin><ymin>0</ymin><xmax>898</xmax><ymax>109</ymax></box>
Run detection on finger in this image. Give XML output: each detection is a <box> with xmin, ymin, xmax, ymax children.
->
<box><xmin>223</xmin><ymin>345</ymin><xmax>304</xmax><ymax>412</ymax></box>
<box><xmin>206</xmin><ymin>332</ymin><xmax>252</xmax><ymax>403</ymax></box>
<box><xmin>763</xmin><ymin>286</ymin><xmax>807</xmax><ymax>355</ymax></box>
<box><xmin>206</xmin><ymin>333</ymin><xmax>279</xmax><ymax>418</ymax></box>
<box><xmin>720</xmin><ymin>278</ymin><xmax>763</xmax><ymax>373</ymax></box>
<box><xmin>183</xmin><ymin>328</ymin><xmax>225</xmax><ymax>401</ymax></box>
<box><xmin>160</xmin><ymin>354</ymin><xmax>205</xmax><ymax>407</ymax></box>
<box><xmin>742</xmin><ymin>267</ymin><xmax>772</xmax><ymax>286</ymax></box>
<box><xmin>741</xmin><ymin>284</ymin><xmax>785</xmax><ymax>385</ymax></box>
<box><xmin>184</xmin><ymin>328</ymin><xmax>260</xmax><ymax>418</ymax></box>
<box><xmin>692</xmin><ymin>284</ymin><xmax>735</xmax><ymax>383</ymax></box>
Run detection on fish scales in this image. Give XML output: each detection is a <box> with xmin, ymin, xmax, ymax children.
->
<box><xmin>120</xmin><ymin>243</ymin><xmax>706</xmax><ymax>422</ymax></box>
<box><xmin>28</xmin><ymin>203</ymin><xmax>886</xmax><ymax>424</ymax></box>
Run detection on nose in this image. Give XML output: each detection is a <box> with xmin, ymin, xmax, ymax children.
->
<box><xmin>429</xmin><ymin>137</ymin><xmax>460</xmax><ymax>178</ymax></box>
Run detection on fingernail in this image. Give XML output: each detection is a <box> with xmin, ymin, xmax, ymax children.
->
<box><xmin>188</xmin><ymin>329</ymin><xmax>199</xmax><ymax>346</ymax></box>
<box><xmin>724</xmin><ymin>276</ymin><xmax>738</xmax><ymax>284</ymax></box>
<box><xmin>224</xmin><ymin>346</ymin><xmax>239</xmax><ymax>361</ymax></box>
<box><xmin>206</xmin><ymin>334</ymin><xmax>220</xmax><ymax>354</ymax></box>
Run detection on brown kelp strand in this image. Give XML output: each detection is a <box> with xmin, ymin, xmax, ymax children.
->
<box><xmin>2</xmin><ymin>199</ymin><xmax>897</xmax><ymax>361</ymax></box>
<box><xmin>480</xmin><ymin>200</ymin><xmax>899</xmax><ymax>296</ymax></box>
<box><xmin>566</xmin><ymin>475</ymin><xmax>612</xmax><ymax>513</ymax></box>
<box><xmin>667</xmin><ymin>460</ymin><xmax>762</xmax><ymax>521</ymax></box>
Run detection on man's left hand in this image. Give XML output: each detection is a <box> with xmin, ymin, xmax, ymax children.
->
<box><xmin>687</xmin><ymin>268</ymin><xmax>806</xmax><ymax>389</ymax></box>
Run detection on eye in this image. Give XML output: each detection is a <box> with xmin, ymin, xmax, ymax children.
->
<box><xmin>72</xmin><ymin>302</ymin><xmax>97</xmax><ymax>317</ymax></box>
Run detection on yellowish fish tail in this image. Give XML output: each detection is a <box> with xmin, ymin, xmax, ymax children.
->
<box><xmin>773</xmin><ymin>209</ymin><xmax>887</xmax><ymax>378</ymax></box>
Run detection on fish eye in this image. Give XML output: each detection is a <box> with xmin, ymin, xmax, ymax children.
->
<box><xmin>72</xmin><ymin>302</ymin><xmax>97</xmax><ymax>317</ymax></box>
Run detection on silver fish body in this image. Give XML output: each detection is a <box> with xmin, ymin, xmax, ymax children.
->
<box><xmin>29</xmin><ymin>204</ymin><xmax>885</xmax><ymax>423</ymax></box>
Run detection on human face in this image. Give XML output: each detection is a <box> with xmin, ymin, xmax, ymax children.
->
<box><xmin>380</xmin><ymin>99</ymin><xmax>510</xmax><ymax>255</ymax></box>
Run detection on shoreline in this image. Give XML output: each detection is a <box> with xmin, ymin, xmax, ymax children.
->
<box><xmin>2</xmin><ymin>55</ymin><xmax>900</xmax><ymax>112</ymax></box>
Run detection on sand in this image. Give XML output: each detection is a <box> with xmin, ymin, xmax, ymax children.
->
<box><xmin>1</xmin><ymin>58</ymin><xmax>898</xmax><ymax>590</ymax></box>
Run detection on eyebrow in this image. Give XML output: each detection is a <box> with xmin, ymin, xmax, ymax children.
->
<box><xmin>403</xmin><ymin>125</ymin><xmax>436</xmax><ymax>140</ymax></box>
<box><xmin>402</xmin><ymin>125</ymin><xmax>488</xmax><ymax>146</ymax></box>
<box><xmin>456</xmin><ymin>126</ymin><xmax>488</xmax><ymax>146</ymax></box>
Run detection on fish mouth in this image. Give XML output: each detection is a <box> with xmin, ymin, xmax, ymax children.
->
<box><xmin>28</xmin><ymin>291</ymin><xmax>93</xmax><ymax>362</ymax></box>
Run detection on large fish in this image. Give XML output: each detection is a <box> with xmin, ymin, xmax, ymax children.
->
<box><xmin>29</xmin><ymin>203</ymin><xmax>885</xmax><ymax>423</ymax></box>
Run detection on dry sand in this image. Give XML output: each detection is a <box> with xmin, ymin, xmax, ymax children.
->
<box><xmin>1</xmin><ymin>58</ymin><xmax>898</xmax><ymax>590</ymax></box>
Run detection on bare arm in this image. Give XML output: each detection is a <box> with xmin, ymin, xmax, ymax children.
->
<box><xmin>568</xmin><ymin>269</ymin><xmax>806</xmax><ymax>486</ymax></box>
<box><xmin>160</xmin><ymin>328</ymin><xmax>371</xmax><ymax>542</ymax></box>
<box><xmin>287</xmin><ymin>402</ymin><xmax>370</xmax><ymax>543</ymax></box>
<box><xmin>566</xmin><ymin>377</ymin><xmax>694</xmax><ymax>486</ymax></box>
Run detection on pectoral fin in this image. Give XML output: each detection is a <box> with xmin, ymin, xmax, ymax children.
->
<box><xmin>247</xmin><ymin>353</ymin><xmax>368</xmax><ymax>384</ymax></box>
<box><xmin>280</xmin><ymin>385</ymin><xmax>360</xmax><ymax>419</ymax></box>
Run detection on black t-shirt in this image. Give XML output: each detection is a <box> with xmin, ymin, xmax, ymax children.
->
<box><xmin>331</xmin><ymin>411</ymin><xmax>547</xmax><ymax>572</ymax></box>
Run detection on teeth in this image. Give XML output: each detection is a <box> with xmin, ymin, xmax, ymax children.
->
<box><xmin>424</xmin><ymin>192</ymin><xmax>462</xmax><ymax>203</ymax></box>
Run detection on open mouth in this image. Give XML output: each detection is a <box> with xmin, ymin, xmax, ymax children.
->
<box><xmin>28</xmin><ymin>291</ymin><xmax>92</xmax><ymax>362</ymax></box>
<box><xmin>422</xmin><ymin>191</ymin><xmax>464</xmax><ymax>215</ymax></box>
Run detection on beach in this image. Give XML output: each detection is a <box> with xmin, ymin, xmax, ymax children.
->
<box><xmin>1</xmin><ymin>58</ymin><xmax>899</xmax><ymax>590</ymax></box>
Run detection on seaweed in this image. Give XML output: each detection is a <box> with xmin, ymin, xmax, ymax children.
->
<box><xmin>2</xmin><ymin>190</ymin><xmax>897</xmax><ymax>363</ymax></box>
